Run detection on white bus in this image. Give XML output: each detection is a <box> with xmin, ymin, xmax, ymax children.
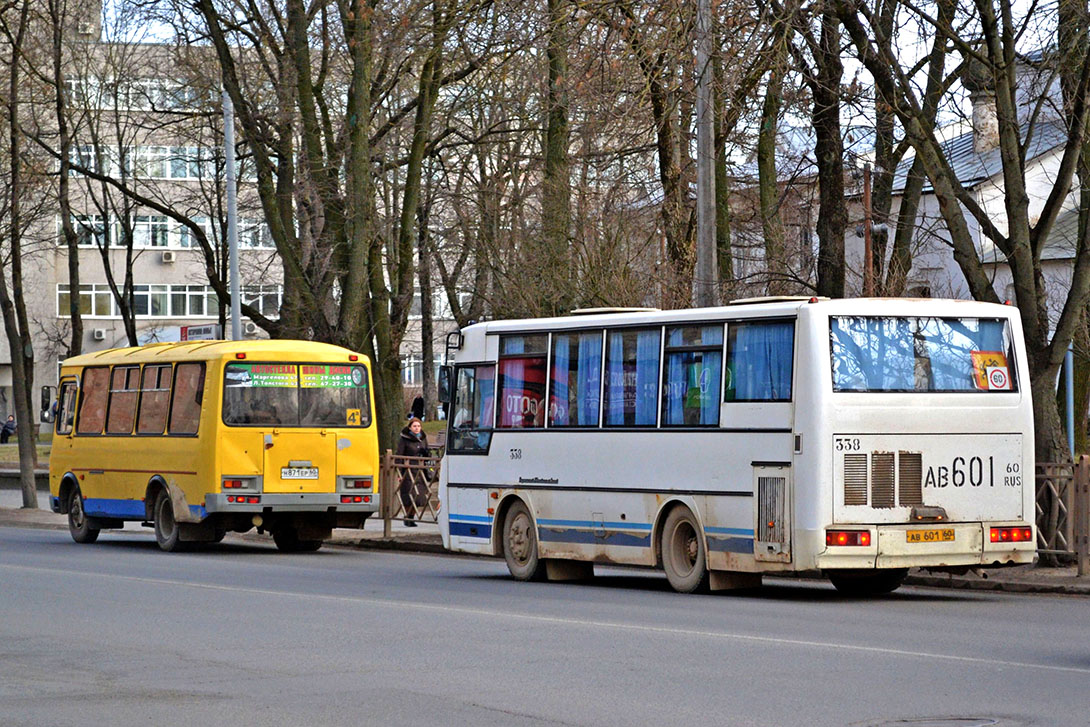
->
<box><xmin>436</xmin><ymin>298</ymin><xmax>1036</xmax><ymax>594</ymax></box>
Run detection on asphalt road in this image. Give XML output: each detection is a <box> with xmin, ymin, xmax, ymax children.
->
<box><xmin>1</xmin><ymin>527</ymin><xmax>1087</xmax><ymax>727</ymax></box>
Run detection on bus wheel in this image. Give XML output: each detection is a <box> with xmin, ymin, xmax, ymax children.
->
<box><xmin>67</xmin><ymin>487</ymin><xmax>99</xmax><ymax>544</ymax></box>
<box><xmin>154</xmin><ymin>490</ymin><xmax>183</xmax><ymax>552</ymax></box>
<box><xmin>827</xmin><ymin>568</ymin><xmax>908</xmax><ymax>596</ymax></box>
<box><xmin>503</xmin><ymin>501</ymin><xmax>544</xmax><ymax>581</ymax></box>
<box><xmin>661</xmin><ymin>507</ymin><xmax>708</xmax><ymax>593</ymax></box>
<box><xmin>273</xmin><ymin>528</ymin><xmax>322</xmax><ymax>553</ymax></box>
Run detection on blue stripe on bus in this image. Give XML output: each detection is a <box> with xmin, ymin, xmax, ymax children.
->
<box><xmin>707</xmin><ymin>536</ymin><xmax>754</xmax><ymax>553</ymax></box>
<box><xmin>448</xmin><ymin>513</ymin><xmax>493</xmax><ymax>523</ymax></box>
<box><xmin>450</xmin><ymin>521</ymin><xmax>492</xmax><ymax>539</ymax></box>
<box><xmin>705</xmin><ymin>526</ymin><xmax>755</xmax><ymax>536</ymax></box>
<box><xmin>538</xmin><ymin>517</ymin><xmax>653</xmax><ymax>531</ymax></box>
<box><xmin>82</xmin><ymin>498</ymin><xmax>206</xmax><ymax>521</ymax></box>
<box><xmin>539</xmin><ymin>528</ymin><xmax>653</xmax><ymax>548</ymax></box>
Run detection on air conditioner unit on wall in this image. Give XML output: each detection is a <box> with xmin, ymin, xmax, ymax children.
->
<box><xmin>160</xmin><ymin>250</ymin><xmax>176</xmax><ymax>264</ymax></box>
<box><xmin>243</xmin><ymin>321</ymin><xmax>258</xmax><ymax>336</ymax></box>
<box><xmin>92</xmin><ymin>328</ymin><xmax>106</xmax><ymax>341</ymax></box>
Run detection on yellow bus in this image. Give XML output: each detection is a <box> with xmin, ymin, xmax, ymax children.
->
<box><xmin>43</xmin><ymin>339</ymin><xmax>380</xmax><ymax>552</ymax></box>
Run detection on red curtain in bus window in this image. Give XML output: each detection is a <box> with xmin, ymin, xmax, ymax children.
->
<box><xmin>498</xmin><ymin>356</ymin><xmax>547</xmax><ymax>428</ymax></box>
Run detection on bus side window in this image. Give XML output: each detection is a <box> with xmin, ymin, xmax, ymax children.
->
<box><xmin>76</xmin><ymin>367</ymin><xmax>110</xmax><ymax>435</ymax></box>
<box><xmin>137</xmin><ymin>365</ymin><xmax>172</xmax><ymax>434</ymax></box>
<box><xmin>662</xmin><ymin>325</ymin><xmax>723</xmax><ymax>426</ymax></box>
<box><xmin>56</xmin><ymin>381</ymin><xmax>78</xmax><ymax>435</ymax></box>
<box><xmin>106</xmin><ymin>366</ymin><xmax>141</xmax><ymax>434</ymax></box>
<box><xmin>724</xmin><ymin>320</ymin><xmax>795</xmax><ymax>402</ymax></box>
<box><xmin>497</xmin><ymin>335</ymin><xmax>547</xmax><ymax>429</ymax></box>
<box><xmin>169</xmin><ymin>363</ymin><xmax>205</xmax><ymax>435</ymax></box>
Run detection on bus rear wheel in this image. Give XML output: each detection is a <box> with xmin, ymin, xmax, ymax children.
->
<box><xmin>503</xmin><ymin>501</ymin><xmax>544</xmax><ymax>581</ymax></box>
<box><xmin>273</xmin><ymin>527</ymin><xmax>323</xmax><ymax>553</ymax></box>
<box><xmin>67</xmin><ymin>487</ymin><xmax>99</xmax><ymax>544</ymax></box>
<box><xmin>827</xmin><ymin>568</ymin><xmax>908</xmax><ymax>596</ymax></box>
<box><xmin>154</xmin><ymin>489</ymin><xmax>184</xmax><ymax>552</ymax></box>
<box><xmin>661</xmin><ymin>507</ymin><xmax>709</xmax><ymax>593</ymax></box>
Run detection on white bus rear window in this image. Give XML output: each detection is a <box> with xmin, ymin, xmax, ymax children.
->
<box><xmin>830</xmin><ymin>316</ymin><xmax>1017</xmax><ymax>392</ymax></box>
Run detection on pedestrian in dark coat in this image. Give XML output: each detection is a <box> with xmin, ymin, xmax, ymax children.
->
<box><xmin>395</xmin><ymin>417</ymin><xmax>430</xmax><ymax>526</ymax></box>
<box><xmin>1</xmin><ymin>415</ymin><xmax>15</xmax><ymax>444</ymax></box>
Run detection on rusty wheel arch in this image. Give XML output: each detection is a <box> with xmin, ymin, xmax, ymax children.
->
<box><xmin>492</xmin><ymin>493</ymin><xmax>534</xmax><ymax>558</ymax></box>
<box><xmin>652</xmin><ymin>498</ymin><xmax>704</xmax><ymax>568</ymax></box>
<box><xmin>144</xmin><ymin>476</ymin><xmax>169</xmax><ymax>522</ymax></box>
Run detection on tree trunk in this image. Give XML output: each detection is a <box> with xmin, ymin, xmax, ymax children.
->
<box><xmin>812</xmin><ymin>11</ymin><xmax>846</xmax><ymax>298</ymax></box>
<box><xmin>418</xmin><ymin>185</ymin><xmax>437</xmax><ymax>421</ymax></box>
<box><xmin>1</xmin><ymin>0</ymin><xmax>39</xmax><ymax>507</ymax></box>
<box><xmin>758</xmin><ymin>55</ymin><xmax>787</xmax><ymax>295</ymax></box>
<box><xmin>537</xmin><ymin>0</ymin><xmax>573</xmax><ymax>316</ymax></box>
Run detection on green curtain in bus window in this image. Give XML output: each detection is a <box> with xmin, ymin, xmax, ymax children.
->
<box><xmin>726</xmin><ymin>321</ymin><xmax>794</xmax><ymax>401</ymax></box>
<box><xmin>605</xmin><ymin>329</ymin><xmax>660</xmax><ymax>426</ymax></box>
<box><xmin>550</xmin><ymin>332</ymin><xmax>602</xmax><ymax>426</ymax></box>
<box><xmin>663</xmin><ymin>325</ymin><xmax>722</xmax><ymax>426</ymax></box>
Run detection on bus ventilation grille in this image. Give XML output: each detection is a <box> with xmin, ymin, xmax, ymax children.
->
<box><xmin>844</xmin><ymin>454</ymin><xmax>868</xmax><ymax>505</ymax></box>
<box><xmin>757</xmin><ymin>476</ymin><xmax>786</xmax><ymax>543</ymax></box>
<box><xmin>871</xmin><ymin>453</ymin><xmax>895</xmax><ymax>508</ymax></box>
<box><xmin>842</xmin><ymin>451</ymin><xmax>924</xmax><ymax>508</ymax></box>
<box><xmin>898</xmin><ymin>452</ymin><xmax>923</xmax><ymax>506</ymax></box>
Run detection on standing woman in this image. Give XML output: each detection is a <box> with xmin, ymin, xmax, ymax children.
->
<box><xmin>396</xmin><ymin>417</ymin><xmax>430</xmax><ymax>526</ymax></box>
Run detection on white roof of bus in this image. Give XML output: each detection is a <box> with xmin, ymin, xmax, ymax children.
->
<box><xmin>462</xmin><ymin>297</ymin><xmax>1017</xmax><ymax>335</ymax></box>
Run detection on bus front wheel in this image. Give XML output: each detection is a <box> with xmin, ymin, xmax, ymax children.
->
<box><xmin>154</xmin><ymin>489</ymin><xmax>183</xmax><ymax>552</ymax></box>
<box><xmin>502</xmin><ymin>501</ymin><xmax>544</xmax><ymax>581</ymax></box>
<box><xmin>661</xmin><ymin>507</ymin><xmax>709</xmax><ymax>593</ymax></box>
<box><xmin>67</xmin><ymin>487</ymin><xmax>99</xmax><ymax>544</ymax></box>
<box><xmin>827</xmin><ymin>568</ymin><xmax>908</xmax><ymax>596</ymax></box>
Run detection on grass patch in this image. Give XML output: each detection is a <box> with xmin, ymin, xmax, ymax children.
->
<box><xmin>0</xmin><ymin>444</ymin><xmax>51</xmax><ymax>467</ymax></box>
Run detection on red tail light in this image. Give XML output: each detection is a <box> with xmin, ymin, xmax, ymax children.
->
<box><xmin>826</xmin><ymin>530</ymin><xmax>871</xmax><ymax>547</ymax></box>
<box><xmin>224</xmin><ymin>480</ymin><xmax>243</xmax><ymax>489</ymax></box>
<box><xmin>990</xmin><ymin>527</ymin><xmax>1033</xmax><ymax>543</ymax></box>
<box><xmin>346</xmin><ymin>478</ymin><xmax>371</xmax><ymax>489</ymax></box>
<box><xmin>341</xmin><ymin>495</ymin><xmax>365</xmax><ymax>503</ymax></box>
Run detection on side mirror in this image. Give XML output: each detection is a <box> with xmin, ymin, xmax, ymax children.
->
<box><xmin>40</xmin><ymin>386</ymin><xmax>55</xmax><ymax>424</ymax></box>
<box><xmin>437</xmin><ymin>366</ymin><xmax>452</xmax><ymax>404</ymax></box>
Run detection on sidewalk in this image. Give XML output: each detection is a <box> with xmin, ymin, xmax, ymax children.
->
<box><xmin>1</xmin><ymin>503</ymin><xmax>1086</xmax><ymax>594</ymax></box>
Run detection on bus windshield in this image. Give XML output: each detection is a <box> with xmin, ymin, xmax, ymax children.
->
<box><xmin>222</xmin><ymin>362</ymin><xmax>371</xmax><ymax>427</ymax></box>
<box><xmin>830</xmin><ymin>316</ymin><xmax>1017</xmax><ymax>393</ymax></box>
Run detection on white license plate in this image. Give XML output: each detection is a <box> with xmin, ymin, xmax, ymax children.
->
<box><xmin>281</xmin><ymin>467</ymin><xmax>318</xmax><ymax>480</ymax></box>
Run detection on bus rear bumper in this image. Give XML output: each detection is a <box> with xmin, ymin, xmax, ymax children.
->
<box><xmin>816</xmin><ymin>522</ymin><xmax>1036</xmax><ymax>570</ymax></box>
<box><xmin>204</xmin><ymin>493</ymin><xmax>379</xmax><ymax>514</ymax></box>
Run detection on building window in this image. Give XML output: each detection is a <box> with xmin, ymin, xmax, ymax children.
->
<box><xmin>241</xmin><ymin>285</ymin><xmax>282</xmax><ymax>318</ymax></box>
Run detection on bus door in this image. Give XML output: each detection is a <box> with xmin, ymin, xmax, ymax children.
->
<box><xmin>51</xmin><ymin>376</ymin><xmax>80</xmax><ymax>459</ymax></box>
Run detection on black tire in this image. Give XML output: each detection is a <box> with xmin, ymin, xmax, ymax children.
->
<box><xmin>67</xmin><ymin>486</ymin><xmax>99</xmax><ymax>544</ymax></box>
<box><xmin>502</xmin><ymin>501</ymin><xmax>545</xmax><ymax>581</ymax></box>
<box><xmin>153</xmin><ymin>489</ymin><xmax>183</xmax><ymax>552</ymax></box>
<box><xmin>827</xmin><ymin>568</ymin><xmax>908</xmax><ymax>596</ymax></box>
<box><xmin>660</xmin><ymin>507</ymin><xmax>709</xmax><ymax>593</ymax></box>
<box><xmin>273</xmin><ymin>527</ymin><xmax>323</xmax><ymax>553</ymax></box>
<box><xmin>211</xmin><ymin>528</ymin><xmax>227</xmax><ymax>544</ymax></box>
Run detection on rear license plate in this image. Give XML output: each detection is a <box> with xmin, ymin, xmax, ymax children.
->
<box><xmin>281</xmin><ymin>467</ymin><xmax>318</xmax><ymax>480</ymax></box>
<box><xmin>906</xmin><ymin>528</ymin><xmax>955</xmax><ymax>543</ymax></box>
